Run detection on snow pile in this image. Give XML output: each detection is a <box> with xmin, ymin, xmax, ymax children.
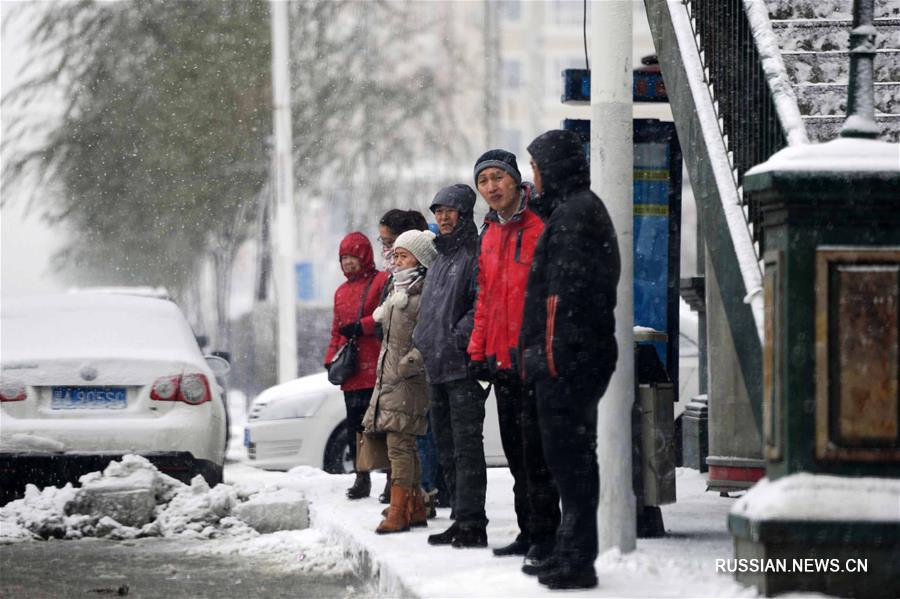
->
<box><xmin>0</xmin><ymin>483</ymin><xmax>79</xmax><ymax>542</ymax></box>
<box><xmin>0</xmin><ymin>455</ymin><xmax>305</xmax><ymax>543</ymax></box>
<box><xmin>731</xmin><ymin>473</ymin><xmax>900</xmax><ymax>521</ymax></box>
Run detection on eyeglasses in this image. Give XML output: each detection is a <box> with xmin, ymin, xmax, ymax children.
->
<box><xmin>378</xmin><ymin>236</ymin><xmax>396</xmax><ymax>248</ymax></box>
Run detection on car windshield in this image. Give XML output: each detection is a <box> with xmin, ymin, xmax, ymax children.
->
<box><xmin>1</xmin><ymin>296</ymin><xmax>199</xmax><ymax>362</ymax></box>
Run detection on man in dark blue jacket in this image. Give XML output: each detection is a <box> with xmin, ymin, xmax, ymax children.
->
<box><xmin>519</xmin><ymin>129</ymin><xmax>620</xmax><ymax>589</ymax></box>
<box><xmin>413</xmin><ymin>183</ymin><xmax>488</xmax><ymax>548</ymax></box>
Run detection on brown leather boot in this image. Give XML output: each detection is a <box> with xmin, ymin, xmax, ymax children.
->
<box><xmin>375</xmin><ymin>485</ymin><xmax>410</xmax><ymax>534</ymax></box>
<box><xmin>408</xmin><ymin>486</ymin><xmax>428</xmax><ymax>528</ymax></box>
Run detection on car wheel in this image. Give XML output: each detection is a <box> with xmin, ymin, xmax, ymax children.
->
<box><xmin>323</xmin><ymin>423</ymin><xmax>354</xmax><ymax>475</ymax></box>
<box><xmin>205</xmin><ymin>463</ymin><xmax>224</xmax><ymax>487</ymax></box>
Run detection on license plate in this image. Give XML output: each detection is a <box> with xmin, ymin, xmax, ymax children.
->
<box><xmin>51</xmin><ymin>386</ymin><xmax>127</xmax><ymax>410</ymax></box>
<box><xmin>243</xmin><ymin>428</ymin><xmax>251</xmax><ymax>447</ymax></box>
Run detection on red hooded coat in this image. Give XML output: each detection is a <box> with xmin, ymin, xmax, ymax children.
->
<box><xmin>324</xmin><ymin>232</ymin><xmax>390</xmax><ymax>391</ymax></box>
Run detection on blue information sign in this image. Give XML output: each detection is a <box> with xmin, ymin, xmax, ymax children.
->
<box><xmin>633</xmin><ymin>120</ymin><xmax>682</xmax><ymax>382</ymax></box>
<box><xmin>295</xmin><ymin>261</ymin><xmax>315</xmax><ymax>301</ymax></box>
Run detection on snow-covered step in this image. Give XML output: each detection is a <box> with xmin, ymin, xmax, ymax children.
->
<box><xmin>803</xmin><ymin>114</ymin><xmax>900</xmax><ymax>142</ymax></box>
<box><xmin>765</xmin><ymin>0</ymin><xmax>898</xmax><ymax>21</ymax></box>
<box><xmin>794</xmin><ymin>81</ymin><xmax>900</xmax><ymax>115</ymax></box>
<box><xmin>770</xmin><ymin>18</ymin><xmax>900</xmax><ymax>52</ymax></box>
<box><xmin>783</xmin><ymin>50</ymin><xmax>900</xmax><ymax>84</ymax></box>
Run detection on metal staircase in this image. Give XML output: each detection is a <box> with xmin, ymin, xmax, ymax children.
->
<box><xmin>643</xmin><ymin>0</ymin><xmax>899</xmax><ymax>490</ymax></box>
<box><xmin>768</xmin><ymin>0</ymin><xmax>900</xmax><ymax>141</ymax></box>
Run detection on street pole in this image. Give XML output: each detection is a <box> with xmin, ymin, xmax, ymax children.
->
<box><xmin>592</xmin><ymin>0</ymin><xmax>636</xmax><ymax>553</ymax></box>
<box><xmin>270</xmin><ymin>0</ymin><xmax>297</xmax><ymax>383</ymax></box>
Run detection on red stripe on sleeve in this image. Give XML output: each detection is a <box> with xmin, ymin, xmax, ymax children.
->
<box><xmin>545</xmin><ymin>295</ymin><xmax>558</xmax><ymax>378</ymax></box>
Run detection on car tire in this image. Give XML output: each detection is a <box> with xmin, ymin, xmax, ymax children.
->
<box><xmin>323</xmin><ymin>423</ymin><xmax>354</xmax><ymax>475</ymax></box>
<box><xmin>205</xmin><ymin>463</ymin><xmax>224</xmax><ymax>487</ymax></box>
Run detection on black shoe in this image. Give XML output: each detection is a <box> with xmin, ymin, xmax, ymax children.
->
<box><xmin>451</xmin><ymin>527</ymin><xmax>487</xmax><ymax>548</ymax></box>
<box><xmin>427</xmin><ymin>522</ymin><xmax>459</xmax><ymax>546</ymax></box>
<box><xmin>521</xmin><ymin>544</ymin><xmax>555</xmax><ymax>575</ymax></box>
<box><xmin>378</xmin><ymin>476</ymin><xmax>391</xmax><ymax>504</ymax></box>
<box><xmin>538</xmin><ymin>565</ymin><xmax>598</xmax><ymax>590</ymax></box>
<box><xmin>492</xmin><ymin>538</ymin><xmax>530</xmax><ymax>557</ymax></box>
<box><xmin>345</xmin><ymin>473</ymin><xmax>371</xmax><ymax>500</ymax></box>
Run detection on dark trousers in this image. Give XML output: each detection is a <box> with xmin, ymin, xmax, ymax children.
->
<box><xmin>495</xmin><ymin>374</ymin><xmax>560</xmax><ymax>546</ymax></box>
<box><xmin>429</xmin><ymin>377</ymin><xmax>488</xmax><ymax>530</ymax></box>
<box><xmin>416</xmin><ymin>412</ymin><xmax>447</xmax><ymax>495</ymax></box>
<box><xmin>344</xmin><ymin>388</ymin><xmax>373</xmax><ymax>470</ymax></box>
<box><xmin>535</xmin><ymin>375</ymin><xmax>602</xmax><ymax>569</ymax></box>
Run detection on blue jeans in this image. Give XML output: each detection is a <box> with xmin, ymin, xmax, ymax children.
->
<box><xmin>416</xmin><ymin>412</ymin><xmax>440</xmax><ymax>492</ymax></box>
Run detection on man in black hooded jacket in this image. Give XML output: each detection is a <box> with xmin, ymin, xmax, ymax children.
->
<box><xmin>519</xmin><ymin>129</ymin><xmax>620</xmax><ymax>590</ymax></box>
<box><xmin>413</xmin><ymin>183</ymin><xmax>489</xmax><ymax>548</ymax></box>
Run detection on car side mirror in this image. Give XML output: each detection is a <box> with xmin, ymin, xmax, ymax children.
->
<box><xmin>205</xmin><ymin>354</ymin><xmax>231</xmax><ymax>377</ymax></box>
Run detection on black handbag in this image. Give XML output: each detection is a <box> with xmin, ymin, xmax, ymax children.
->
<box><xmin>327</xmin><ymin>276</ymin><xmax>375</xmax><ymax>385</ymax></box>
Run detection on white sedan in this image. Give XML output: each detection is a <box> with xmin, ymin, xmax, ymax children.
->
<box><xmin>244</xmin><ymin>373</ymin><xmax>506</xmax><ymax>473</ymax></box>
<box><xmin>245</xmin><ymin>310</ymin><xmax>699</xmax><ymax>474</ymax></box>
<box><xmin>0</xmin><ymin>294</ymin><xmax>229</xmax><ymax>502</ymax></box>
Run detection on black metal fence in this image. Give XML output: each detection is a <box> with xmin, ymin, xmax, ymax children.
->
<box><xmin>691</xmin><ymin>0</ymin><xmax>787</xmax><ymax>250</ymax></box>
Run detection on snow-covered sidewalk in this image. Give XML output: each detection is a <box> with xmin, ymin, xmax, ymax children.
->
<box><xmin>226</xmin><ymin>462</ymin><xmax>756</xmax><ymax>598</ymax></box>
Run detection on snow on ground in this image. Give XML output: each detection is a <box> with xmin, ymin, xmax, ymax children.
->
<box><xmin>225</xmin><ymin>462</ymin><xmax>760</xmax><ymax>598</ymax></box>
<box><xmin>2</xmin><ymin>392</ymin><xmax>840</xmax><ymax>597</ymax></box>
<box><xmin>1</xmin><ymin>454</ymin><xmax>285</xmax><ymax>544</ymax></box>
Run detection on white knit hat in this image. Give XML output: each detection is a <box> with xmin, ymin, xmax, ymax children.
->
<box><xmin>393</xmin><ymin>229</ymin><xmax>437</xmax><ymax>269</ymax></box>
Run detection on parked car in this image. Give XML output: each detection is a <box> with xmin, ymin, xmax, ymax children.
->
<box><xmin>0</xmin><ymin>294</ymin><xmax>229</xmax><ymax>503</ymax></box>
<box><xmin>245</xmin><ymin>306</ymin><xmax>700</xmax><ymax>474</ymax></box>
<box><xmin>245</xmin><ymin>372</ymin><xmax>506</xmax><ymax>473</ymax></box>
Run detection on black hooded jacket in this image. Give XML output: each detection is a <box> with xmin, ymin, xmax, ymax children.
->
<box><xmin>414</xmin><ymin>184</ymin><xmax>480</xmax><ymax>384</ymax></box>
<box><xmin>519</xmin><ymin>130</ymin><xmax>620</xmax><ymax>394</ymax></box>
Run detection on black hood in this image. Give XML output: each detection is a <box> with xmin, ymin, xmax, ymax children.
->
<box><xmin>431</xmin><ymin>184</ymin><xmax>479</xmax><ymax>254</ymax></box>
<box><xmin>527</xmin><ymin>129</ymin><xmax>590</xmax><ymax>218</ymax></box>
<box><xmin>430</xmin><ymin>183</ymin><xmax>476</xmax><ymax>219</ymax></box>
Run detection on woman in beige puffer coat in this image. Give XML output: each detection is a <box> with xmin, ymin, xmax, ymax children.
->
<box><xmin>362</xmin><ymin>229</ymin><xmax>437</xmax><ymax>534</ymax></box>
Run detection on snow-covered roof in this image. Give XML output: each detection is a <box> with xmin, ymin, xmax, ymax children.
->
<box><xmin>730</xmin><ymin>473</ymin><xmax>900</xmax><ymax>522</ymax></box>
<box><xmin>67</xmin><ymin>286</ymin><xmax>172</xmax><ymax>301</ymax></box>
<box><xmin>746</xmin><ymin>137</ymin><xmax>900</xmax><ymax>179</ymax></box>
<box><xmin>1</xmin><ymin>294</ymin><xmax>202</xmax><ymax>364</ymax></box>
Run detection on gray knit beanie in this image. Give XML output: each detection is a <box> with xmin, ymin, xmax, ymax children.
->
<box><xmin>473</xmin><ymin>149</ymin><xmax>522</xmax><ymax>186</ymax></box>
<box><xmin>393</xmin><ymin>229</ymin><xmax>437</xmax><ymax>269</ymax></box>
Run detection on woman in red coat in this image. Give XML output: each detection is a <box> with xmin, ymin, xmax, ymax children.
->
<box><xmin>324</xmin><ymin>232</ymin><xmax>389</xmax><ymax>499</ymax></box>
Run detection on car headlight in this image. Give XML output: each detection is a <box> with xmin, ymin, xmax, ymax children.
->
<box><xmin>248</xmin><ymin>393</ymin><xmax>328</xmax><ymax>422</ymax></box>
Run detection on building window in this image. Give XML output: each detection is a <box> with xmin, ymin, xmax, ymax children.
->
<box><xmin>502</xmin><ymin>59</ymin><xmax>521</xmax><ymax>90</ymax></box>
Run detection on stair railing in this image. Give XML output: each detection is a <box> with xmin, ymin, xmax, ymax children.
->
<box><xmin>690</xmin><ymin>0</ymin><xmax>819</xmax><ymax>259</ymax></box>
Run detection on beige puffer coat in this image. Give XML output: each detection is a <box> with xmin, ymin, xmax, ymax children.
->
<box><xmin>362</xmin><ymin>276</ymin><xmax>429</xmax><ymax>436</ymax></box>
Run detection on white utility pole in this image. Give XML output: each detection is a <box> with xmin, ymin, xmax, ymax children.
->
<box><xmin>592</xmin><ymin>0</ymin><xmax>636</xmax><ymax>553</ymax></box>
<box><xmin>270</xmin><ymin>0</ymin><xmax>297</xmax><ymax>383</ymax></box>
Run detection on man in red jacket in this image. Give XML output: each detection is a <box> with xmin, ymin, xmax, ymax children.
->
<box><xmin>324</xmin><ymin>232</ymin><xmax>390</xmax><ymax>499</ymax></box>
<box><xmin>467</xmin><ymin>150</ymin><xmax>560</xmax><ymax>573</ymax></box>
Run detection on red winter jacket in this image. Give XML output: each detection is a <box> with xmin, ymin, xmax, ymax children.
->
<box><xmin>468</xmin><ymin>201</ymin><xmax>545</xmax><ymax>373</ymax></box>
<box><xmin>324</xmin><ymin>232</ymin><xmax>390</xmax><ymax>391</ymax></box>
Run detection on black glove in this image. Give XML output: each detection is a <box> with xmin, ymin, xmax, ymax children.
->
<box><xmin>467</xmin><ymin>360</ymin><xmax>492</xmax><ymax>382</ymax></box>
<box><xmin>339</xmin><ymin>321</ymin><xmax>363</xmax><ymax>338</ymax></box>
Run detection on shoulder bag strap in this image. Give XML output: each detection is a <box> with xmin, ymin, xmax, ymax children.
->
<box><xmin>355</xmin><ymin>275</ymin><xmax>376</xmax><ymax>322</ymax></box>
